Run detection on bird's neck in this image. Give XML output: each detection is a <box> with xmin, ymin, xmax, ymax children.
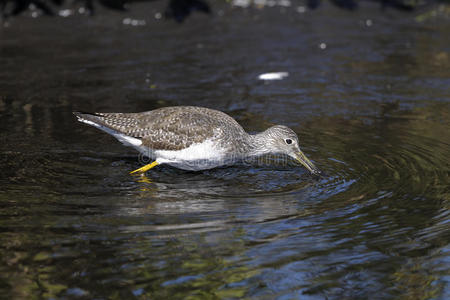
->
<box><xmin>245</xmin><ymin>131</ymin><xmax>271</xmax><ymax>156</ymax></box>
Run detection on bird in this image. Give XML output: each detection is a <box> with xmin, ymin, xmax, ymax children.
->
<box><xmin>73</xmin><ymin>106</ymin><xmax>321</xmax><ymax>175</ymax></box>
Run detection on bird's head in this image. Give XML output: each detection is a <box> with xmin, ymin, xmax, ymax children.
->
<box><xmin>260</xmin><ymin>125</ymin><xmax>321</xmax><ymax>175</ymax></box>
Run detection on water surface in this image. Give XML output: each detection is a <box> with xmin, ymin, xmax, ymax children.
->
<box><xmin>0</xmin><ymin>3</ymin><xmax>449</xmax><ymax>299</ymax></box>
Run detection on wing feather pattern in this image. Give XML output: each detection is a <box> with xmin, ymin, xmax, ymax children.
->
<box><xmin>74</xmin><ymin>106</ymin><xmax>245</xmax><ymax>151</ymax></box>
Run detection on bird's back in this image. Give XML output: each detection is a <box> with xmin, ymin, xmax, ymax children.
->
<box><xmin>74</xmin><ymin>106</ymin><xmax>247</xmax><ymax>151</ymax></box>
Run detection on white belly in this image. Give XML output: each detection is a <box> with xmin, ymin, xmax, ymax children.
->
<box><xmin>153</xmin><ymin>139</ymin><xmax>229</xmax><ymax>171</ymax></box>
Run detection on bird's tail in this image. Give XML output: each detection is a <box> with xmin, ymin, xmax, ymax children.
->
<box><xmin>73</xmin><ymin>111</ymin><xmax>143</xmax><ymax>148</ymax></box>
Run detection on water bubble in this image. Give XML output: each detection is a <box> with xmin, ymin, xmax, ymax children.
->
<box><xmin>296</xmin><ymin>6</ymin><xmax>306</xmax><ymax>13</ymax></box>
<box><xmin>58</xmin><ymin>9</ymin><xmax>73</xmax><ymax>17</ymax></box>
<box><xmin>258</xmin><ymin>72</ymin><xmax>289</xmax><ymax>80</ymax></box>
<box><xmin>123</xmin><ymin>18</ymin><xmax>146</xmax><ymax>26</ymax></box>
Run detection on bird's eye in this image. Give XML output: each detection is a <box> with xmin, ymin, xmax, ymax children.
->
<box><xmin>285</xmin><ymin>138</ymin><xmax>293</xmax><ymax>145</ymax></box>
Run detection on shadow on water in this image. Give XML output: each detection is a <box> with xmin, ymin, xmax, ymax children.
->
<box><xmin>0</xmin><ymin>2</ymin><xmax>449</xmax><ymax>299</ymax></box>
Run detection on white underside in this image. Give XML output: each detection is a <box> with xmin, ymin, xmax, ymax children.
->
<box><xmin>78</xmin><ymin>118</ymin><xmax>143</xmax><ymax>148</ymax></box>
<box><xmin>154</xmin><ymin>139</ymin><xmax>228</xmax><ymax>171</ymax></box>
<box><xmin>78</xmin><ymin>117</ymin><xmax>228</xmax><ymax>171</ymax></box>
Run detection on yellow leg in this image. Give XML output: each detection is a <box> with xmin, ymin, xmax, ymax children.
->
<box><xmin>130</xmin><ymin>161</ymin><xmax>159</xmax><ymax>174</ymax></box>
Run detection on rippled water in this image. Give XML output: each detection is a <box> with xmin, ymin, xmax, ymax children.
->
<box><xmin>1</xmin><ymin>2</ymin><xmax>449</xmax><ymax>299</ymax></box>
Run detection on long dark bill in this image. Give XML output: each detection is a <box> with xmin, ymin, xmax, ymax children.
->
<box><xmin>294</xmin><ymin>151</ymin><xmax>321</xmax><ymax>176</ymax></box>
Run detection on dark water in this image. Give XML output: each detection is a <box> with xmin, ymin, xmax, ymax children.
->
<box><xmin>1</xmin><ymin>2</ymin><xmax>449</xmax><ymax>299</ymax></box>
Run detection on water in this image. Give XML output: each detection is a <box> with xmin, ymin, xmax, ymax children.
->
<box><xmin>1</xmin><ymin>2</ymin><xmax>449</xmax><ymax>299</ymax></box>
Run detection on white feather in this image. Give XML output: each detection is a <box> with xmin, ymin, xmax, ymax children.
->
<box><xmin>155</xmin><ymin>139</ymin><xmax>227</xmax><ymax>171</ymax></box>
<box><xmin>77</xmin><ymin>118</ymin><xmax>143</xmax><ymax>148</ymax></box>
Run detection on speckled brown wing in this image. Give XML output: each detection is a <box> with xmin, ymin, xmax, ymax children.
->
<box><xmin>138</xmin><ymin>107</ymin><xmax>247</xmax><ymax>150</ymax></box>
<box><xmin>75</xmin><ymin>106</ymin><xmax>246</xmax><ymax>151</ymax></box>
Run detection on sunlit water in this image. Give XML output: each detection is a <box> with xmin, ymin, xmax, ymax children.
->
<box><xmin>0</xmin><ymin>2</ymin><xmax>449</xmax><ymax>299</ymax></box>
